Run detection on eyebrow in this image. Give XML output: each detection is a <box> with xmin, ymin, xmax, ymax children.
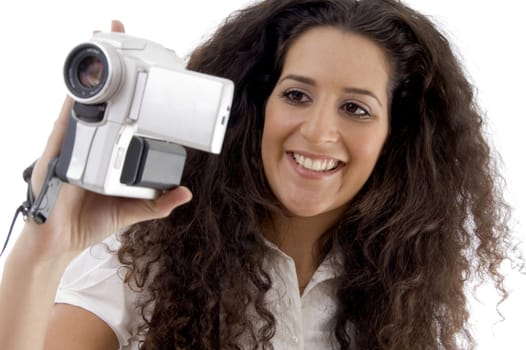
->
<box><xmin>278</xmin><ymin>74</ymin><xmax>383</xmax><ymax>107</ymax></box>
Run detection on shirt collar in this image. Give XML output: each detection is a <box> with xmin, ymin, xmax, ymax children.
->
<box><xmin>261</xmin><ymin>235</ymin><xmax>344</xmax><ymax>284</ymax></box>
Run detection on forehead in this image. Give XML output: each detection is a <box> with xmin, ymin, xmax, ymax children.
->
<box><xmin>281</xmin><ymin>26</ymin><xmax>391</xmax><ymax>101</ymax></box>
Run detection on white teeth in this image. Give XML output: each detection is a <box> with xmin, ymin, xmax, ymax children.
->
<box><xmin>293</xmin><ymin>153</ymin><xmax>339</xmax><ymax>172</ymax></box>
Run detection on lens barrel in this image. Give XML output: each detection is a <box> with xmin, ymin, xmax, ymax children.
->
<box><xmin>64</xmin><ymin>41</ymin><xmax>122</xmax><ymax>105</ymax></box>
<box><xmin>64</xmin><ymin>44</ymin><xmax>108</xmax><ymax>100</ymax></box>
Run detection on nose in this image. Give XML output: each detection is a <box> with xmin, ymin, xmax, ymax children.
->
<box><xmin>299</xmin><ymin>101</ymin><xmax>340</xmax><ymax>145</ymax></box>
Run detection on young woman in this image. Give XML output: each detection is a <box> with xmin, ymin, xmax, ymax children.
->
<box><xmin>0</xmin><ymin>0</ymin><xmax>516</xmax><ymax>349</ymax></box>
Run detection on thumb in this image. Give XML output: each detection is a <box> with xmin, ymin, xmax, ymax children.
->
<box><xmin>122</xmin><ymin>186</ymin><xmax>193</xmax><ymax>225</ymax></box>
<box><xmin>153</xmin><ymin>186</ymin><xmax>193</xmax><ymax>217</ymax></box>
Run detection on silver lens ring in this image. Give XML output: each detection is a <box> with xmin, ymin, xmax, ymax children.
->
<box><xmin>64</xmin><ymin>41</ymin><xmax>122</xmax><ymax>104</ymax></box>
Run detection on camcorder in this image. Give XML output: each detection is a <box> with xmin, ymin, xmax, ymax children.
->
<box><xmin>55</xmin><ymin>31</ymin><xmax>234</xmax><ymax>199</ymax></box>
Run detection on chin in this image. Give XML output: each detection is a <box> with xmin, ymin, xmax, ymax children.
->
<box><xmin>282</xmin><ymin>202</ymin><xmax>334</xmax><ymax>218</ymax></box>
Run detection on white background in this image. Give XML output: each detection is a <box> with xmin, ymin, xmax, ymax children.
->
<box><xmin>0</xmin><ymin>1</ymin><xmax>524</xmax><ymax>349</ymax></box>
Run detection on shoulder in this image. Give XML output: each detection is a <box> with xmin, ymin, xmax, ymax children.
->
<box><xmin>55</xmin><ymin>234</ymin><xmax>144</xmax><ymax>349</ymax></box>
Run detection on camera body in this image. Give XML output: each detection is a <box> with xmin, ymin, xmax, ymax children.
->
<box><xmin>56</xmin><ymin>32</ymin><xmax>234</xmax><ymax>199</ymax></box>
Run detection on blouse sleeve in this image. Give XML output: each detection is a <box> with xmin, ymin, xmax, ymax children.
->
<box><xmin>54</xmin><ymin>234</ymin><xmax>142</xmax><ymax>349</ymax></box>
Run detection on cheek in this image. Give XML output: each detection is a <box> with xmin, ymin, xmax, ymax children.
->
<box><xmin>263</xmin><ymin>98</ymin><xmax>278</xmax><ymax>136</ymax></box>
<box><xmin>262</xmin><ymin>97</ymin><xmax>296</xmax><ymax>145</ymax></box>
<box><xmin>261</xmin><ymin>99</ymin><xmax>282</xmax><ymax>165</ymax></box>
<box><xmin>261</xmin><ymin>103</ymin><xmax>276</xmax><ymax>152</ymax></box>
<box><xmin>346</xmin><ymin>126</ymin><xmax>388</xmax><ymax>162</ymax></box>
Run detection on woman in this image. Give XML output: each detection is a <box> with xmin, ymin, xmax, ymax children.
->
<box><xmin>0</xmin><ymin>0</ymin><xmax>515</xmax><ymax>349</ymax></box>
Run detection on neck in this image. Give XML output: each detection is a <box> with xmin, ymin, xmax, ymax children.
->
<box><xmin>263</xmin><ymin>209</ymin><xmax>342</xmax><ymax>293</ymax></box>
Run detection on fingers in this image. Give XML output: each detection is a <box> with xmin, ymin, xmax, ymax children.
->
<box><xmin>31</xmin><ymin>97</ymin><xmax>73</xmax><ymax>194</ymax></box>
<box><xmin>93</xmin><ymin>19</ymin><xmax>125</xmax><ymax>36</ymax></box>
<box><xmin>111</xmin><ymin>20</ymin><xmax>125</xmax><ymax>33</ymax></box>
<box><xmin>44</xmin><ymin>97</ymin><xmax>73</xmax><ymax>160</ymax></box>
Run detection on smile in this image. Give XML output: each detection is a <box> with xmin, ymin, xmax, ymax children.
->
<box><xmin>290</xmin><ymin>152</ymin><xmax>342</xmax><ymax>172</ymax></box>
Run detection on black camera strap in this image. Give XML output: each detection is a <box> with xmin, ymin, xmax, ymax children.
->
<box><xmin>0</xmin><ymin>158</ymin><xmax>62</xmax><ymax>257</ymax></box>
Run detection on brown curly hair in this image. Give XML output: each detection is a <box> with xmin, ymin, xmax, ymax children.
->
<box><xmin>117</xmin><ymin>0</ymin><xmax>516</xmax><ymax>349</ymax></box>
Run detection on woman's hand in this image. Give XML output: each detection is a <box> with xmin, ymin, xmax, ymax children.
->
<box><xmin>23</xmin><ymin>20</ymin><xmax>193</xmax><ymax>263</ymax></box>
<box><xmin>0</xmin><ymin>21</ymin><xmax>192</xmax><ymax>350</ymax></box>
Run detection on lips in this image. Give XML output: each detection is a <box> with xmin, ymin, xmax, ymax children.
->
<box><xmin>289</xmin><ymin>152</ymin><xmax>343</xmax><ymax>172</ymax></box>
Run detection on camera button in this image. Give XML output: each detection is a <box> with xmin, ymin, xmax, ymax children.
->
<box><xmin>114</xmin><ymin>147</ymin><xmax>126</xmax><ymax>169</ymax></box>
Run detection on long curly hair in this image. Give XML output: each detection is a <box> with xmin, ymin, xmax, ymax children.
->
<box><xmin>117</xmin><ymin>0</ymin><xmax>516</xmax><ymax>349</ymax></box>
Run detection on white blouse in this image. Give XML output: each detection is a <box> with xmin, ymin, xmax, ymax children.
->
<box><xmin>55</xmin><ymin>234</ymin><xmax>345</xmax><ymax>349</ymax></box>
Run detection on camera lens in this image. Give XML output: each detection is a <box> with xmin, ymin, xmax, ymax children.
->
<box><xmin>64</xmin><ymin>44</ymin><xmax>108</xmax><ymax>99</ymax></box>
<box><xmin>78</xmin><ymin>56</ymin><xmax>105</xmax><ymax>88</ymax></box>
<box><xmin>63</xmin><ymin>42</ymin><xmax>121</xmax><ymax>103</ymax></box>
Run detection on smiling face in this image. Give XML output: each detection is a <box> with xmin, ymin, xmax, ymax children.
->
<box><xmin>262</xmin><ymin>26</ymin><xmax>391</xmax><ymax>224</ymax></box>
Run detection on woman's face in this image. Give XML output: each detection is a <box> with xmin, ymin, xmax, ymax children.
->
<box><xmin>262</xmin><ymin>26</ymin><xmax>390</xmax><ymax>221</ymax></box>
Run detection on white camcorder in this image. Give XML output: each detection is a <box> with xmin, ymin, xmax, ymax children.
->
<box><xmin>55</xmin><ymin>32</ymin><xmax>234</xmax><ymax>199</ymax></box>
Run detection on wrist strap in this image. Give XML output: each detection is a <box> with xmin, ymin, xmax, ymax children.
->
<box><xmin>23</xmin><ymin>158</ymin><xmax>62</xmax><ymax>224</ymax></box>
<box><xmin>0</xmin><ymin>159</ymin><xmax>62</xmax><ymax>257</ymax></box>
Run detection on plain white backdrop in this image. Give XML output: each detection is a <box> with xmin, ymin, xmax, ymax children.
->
<box><xmin>0</xmin><ymin>1</ymin><xmax>524</xmax><ymax>348</ymax></box>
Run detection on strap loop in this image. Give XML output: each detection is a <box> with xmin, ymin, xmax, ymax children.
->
<box><xmin>0</xmin><ymin>159</ymin><xmax>62</xmax><ymax>257</ymax></box>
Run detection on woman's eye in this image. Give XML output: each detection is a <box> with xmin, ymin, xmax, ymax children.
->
<box><xmin>282</xmin><ymin>89</ymin><xmax>310</xmax><ymax>104</ymax></box>
<box><xmin>343</xmin><ymin>102</ymin><xmax>370</xmax><ymax>118</ymax></box>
